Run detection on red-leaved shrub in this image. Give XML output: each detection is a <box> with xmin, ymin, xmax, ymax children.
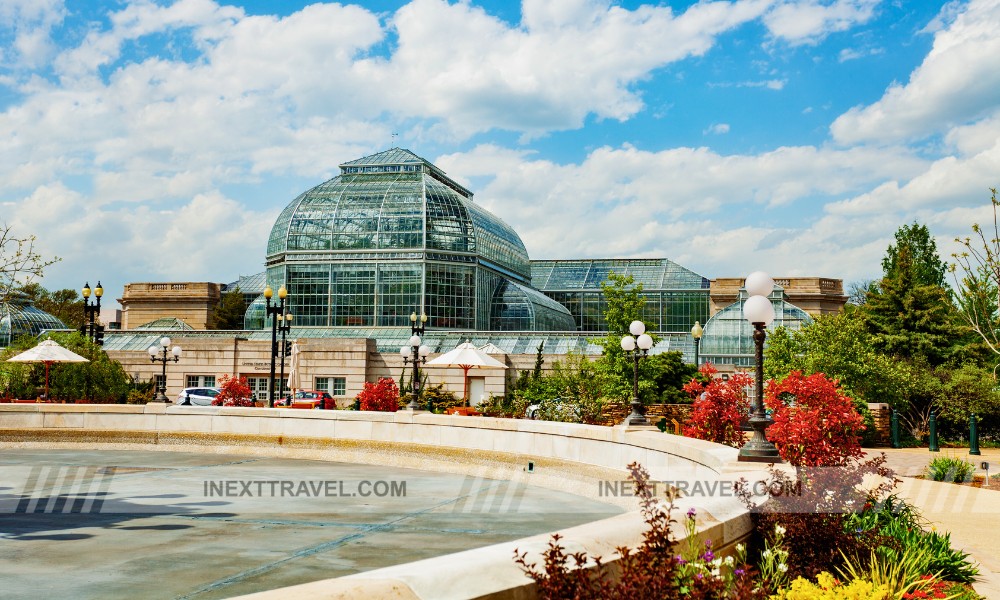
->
<box><xmin>764</xmin><ymin>371</ymin><xmax>865</xmax><ymax>467</ymax></box>
<box><xmin>682</xmin><ymin>363</ymin><xmax>753</xmax><ymax>448</ymax></box>
<box><xmin>357</xmin><ymin>377</ymin><xmax>400</xmax><ymax>412</ymax></box>
<box><xmin>212</xmin><ymin>375</ymin><xmax>255</xmax><ymax>407</ymax></box>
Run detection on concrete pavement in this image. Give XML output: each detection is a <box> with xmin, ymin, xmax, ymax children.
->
<box><xmin>866</xmin><ymin>448</ymin><xmax>1000</xmax><ymax>599</ymax></box>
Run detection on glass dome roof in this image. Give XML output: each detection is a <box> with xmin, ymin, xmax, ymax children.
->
<box><xmin>698</xmin><ymin>289</ymin><xmax>812</xmax><ymax>367</ymax></box>
<box><xmin>266</xmin><ymin>148</ymin><xmax>531</xmax><ymax>281</ymax></box>
<box><xmin>490</xmin><ymin>280</ymin><xmax>577</xmax><ymax>331</ymax></box>
<box><xmin>0</xmin><ymin>291</ymin><xmax>68</xmax><ymax>347</ymax></box>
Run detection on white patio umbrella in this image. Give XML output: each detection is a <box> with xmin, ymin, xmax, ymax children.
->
<box><xmin>5</xmin><ymin>339</ymin><xmax>89</xmax><ymax>400</ymax></box>
<box><xmin>287</xmin><ymin>341</ymin><xmax>302</xmax><ymax>392</ymax></box>
<box><xmin>424</xmin><ymin>341</ymin><xmax>507</xmax><ymax>405</ymax></box>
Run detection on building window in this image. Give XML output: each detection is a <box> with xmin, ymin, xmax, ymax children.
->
<box><xmin>246</xmin><ymin>377</ymin><xmax>287</xmax><ymax>402</ymax></box>
<box><xmin>316</xmin><ymin>377</ymin><xmax>346</xmax><ymax>396</ymax></box>
<box><xmin>186</xmin><ymin>375</ymin><xmax>216</xmax><ymax>388</ymax></box>
<box><xmin>154</xmin><ymin>374</ymin><xmax>165</xmax><ymax>390</ymax></box>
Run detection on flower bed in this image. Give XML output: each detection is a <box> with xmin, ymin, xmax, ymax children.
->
<box><xmin>519</xmin><ymin>455</ymin><xmax>983</xmax><ymax>599</ymax></box>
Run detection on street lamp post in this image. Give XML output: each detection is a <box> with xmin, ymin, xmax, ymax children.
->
<box><xmin>81</xmin><ymin>281</ymin><xmax>103</xmax><ymax>344</ymax></box>
<box><xmin>737</xmin><ymin>271</ymin><xmax>781</xmax><ymax>462</ymax></box>
<box><xmin>400</xmin><ymin>312</ymin><xmax>429</xmax><ymax>411</ymax></box>
<box><xmin>621</xmin><ymin>320</ymin><xmax>654</xmax><ymax>426</ymax></box>
<box><xmin>277</xmin><ymin>312</ymin><xmax>293</xmax><ymax>404</ymax></box>
<box><xmin>263</xmin><ymin>285</ymin><xmax>288</xmax><ymax>408</ymax></box>
<box><xmin>148</xmin><ymin>337</ymin><xmax>182</xmax><ymax>403</ymax></box>
<box><xmin>690</xmin><ymin>320</ymin><xmax>703</xmax><ymax>367</ymax></box>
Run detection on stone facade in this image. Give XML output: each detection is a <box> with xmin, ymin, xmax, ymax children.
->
<box><xmin>107</xmin><ymin>336</ymin><xmax>513</xmax><ymax>406</ymax></box>
<box><xmin>710</xmin><ymin>277</ymin><xmax>848</xmax><ymax>317</ymax></box>
<box><xmin>118</xmin><ymin>282</ymin><xmax>222</xmax><ymax>330</ymax></box>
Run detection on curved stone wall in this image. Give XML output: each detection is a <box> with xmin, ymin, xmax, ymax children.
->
<box><xmin>0</xmin><ymin>404</ymin><xmax>756</xmax><ymax>599</ymax></box>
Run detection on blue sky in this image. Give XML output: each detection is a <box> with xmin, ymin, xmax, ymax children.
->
<box><xmin>1</xmin><ymin>0</ymin><xmax>999</xmax><ymax>312</ymax></box>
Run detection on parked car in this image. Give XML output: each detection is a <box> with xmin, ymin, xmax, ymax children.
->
<box><xmin>175</xmin><ymin>387</ymin><xmax>221</xmax><ymax>406</ymax></box>
<box><xmin>278</xmin><ymin>390</ymin><xmax>335</xmax><ymax>409</ymax></box>
<box><xmin>525</xmin><ymin>397</ymin><xmax>581</xmax><ymax>422</ymax></box>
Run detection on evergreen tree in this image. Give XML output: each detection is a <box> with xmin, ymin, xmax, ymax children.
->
<box><xmin>211</xmin><ymin>286</ymin><xmax>247</xmax><ymax>330</ymax></box>
<box><xmin>863</xmin><ymin>245</ymin><xmax>958</xmax><ymax>366</ymax></box>
<box><xmin>532</xmin><ymin>341</ymin><xmax>544</xmax><ymax>380</ymax></box>
<box><xmin>882</xmin><ymin>221</ymin><xmax>948</xmax><ymax>288</ymax></box>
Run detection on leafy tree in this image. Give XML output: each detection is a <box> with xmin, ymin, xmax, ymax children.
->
<box><xmin>212</xmin><ymin>375</ymin><xmax>254</xmax><ymax>407</ymax></box>
<box><xmin>846</xmin><ymin>279</ymin><xmax>876</xmax><ymax>306</ymax></box>
<box><xmin>762</xmin><ymin>326</ymin><xmax>798</xmax><ymax>382</ymax></box>
<box><xmin>763</xmin><ymin>314</ymin><xmax>909</xmax><ymax>410</ymax></box>
<box><xmin>950</xmin><ymin>188</ymin><xmax>1000</xmax><ymax>358</ymax></box>
<box><xmin>512</xmin><ymin>353</ymin><xmax>608</xmax><ymax>423</ymax></box>
<box><xmin>0</xmin><ymin>332</ymin><xmax>130</xmax><ymax>402</ymax></box>
<box><xmin>1</xmin><ymin>224</ymin><xmax>60</xmax><ymax>304</ymax></box>
<box><xmin>882</xmin><ymin>221</ymin><xmax>948</xmax><ymax>288</ymax></box>
<box><xmin>949</xmin><ymin>263</ymin><xmax>999</xmax><ymax>364</ymax></box>
<box><xmin>645</xmin><ymin>351</ymin><xmax>698</xmax><ymax>404</ymax></box>
<box><xmin>935</xmin><ymin>363</ymin><xmax>1000</xmax><ymax>428</ymax></box>
<box><xmin>594</xmin><ymin>272</ymin><xmax>654</xmax><ymax>403</ymax></box>
<box><xmin>211</xmin><ymin>285</ymin><xmax>247</xmax><ymax>330</ymax></box>
<box><xmin>764</xmin><ymin>371</ymin><xmax>866</xmax><ymax>467</ymax></box>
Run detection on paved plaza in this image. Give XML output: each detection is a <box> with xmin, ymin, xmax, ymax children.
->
<box><xmin>0</xmin><ymin>449</ymin><xmax>620</xmax><ymax>600</ymax></box>
<box><xmin>868</xmin><ymin>448</ymin><xmax>1000</xmax><ymax>599</ymax></box>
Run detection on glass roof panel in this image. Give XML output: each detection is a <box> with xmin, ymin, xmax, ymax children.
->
<box><xmin>530</xmin><ymin>259</ymin><xmax>709</xmax><ymax>291</ymax></box>
<box><xmin>0</xmin><ymin>294</ymin><xmax>68</xmax><ymax>347</ymax></box>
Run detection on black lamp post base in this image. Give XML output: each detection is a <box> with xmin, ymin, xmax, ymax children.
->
<box><xmin>152</xmin><ymin>391</ymin><xmax>170</xmax><ymax>403</ymax></box>
<box><xmin>624</xmin><ymin>398</ymin><xmax>649</xmax><ymax>426</ymax></box>
<box><xmin>737</xmin><ymin>415</ymin><xmax>780</xmax><ymax>461</ymax></box>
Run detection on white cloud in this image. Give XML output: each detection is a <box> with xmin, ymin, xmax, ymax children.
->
<box><xmin>705</xmin><ymin>123</ymin><xmax>731</xmax><ymax>135</ymax></box>
<box><xmin>8</xmin><ymin>185</ymin><xmax>274</xmax><ymax>303</ymax></box>
<box><xmin>5</xmin><ymin>0</ymin><xmax>996</xmax><ymax>298</ymax></box>
<box><xmin>436</xmin><ymin>142</ymin><xmax>930</xmax><ymax>281</ymax></box>
<box><xmin>0</xmin><ymin>0</ymin><xmax>788</xmax><ymax>207</ymax></box>
<box><xmin>831</xmin><ymin>0</ymin><xmax>1000</xmax><ymax>145</ymax></box>
<box><xmin>373</xmin><ymin>0</ymin><xmax>773</xmax><ymax>137</ymax></box>
<box><xmin>0</xmin><ymin>0</ymin><xmax>66</xmax><ymax>68</ymax></box>
<box><xmin>838</xmin><ymin>45</ymin><xmax>882</xmax><ymax>62</ymax></box>
<box><xmin>709</xmin><ymin>79</ymin><xmax>787</xmax><ymax>90</ymax></box>
<box><xmin>763</xmin><ymin>0</ymin><xmax>880</xmax><ymax>46</ymax></box>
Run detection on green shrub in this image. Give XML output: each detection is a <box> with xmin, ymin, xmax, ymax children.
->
<box><xmin>877</xmin><ymin>519</ymin><xmax>980</xmax><ymax>584</ymax></box>
<box><xmin>420</xmin><ymin>383</ymin><xmax>461</xmax><ymax>412</ymax></box>
<box><xmin>126</xmin><ymin>389</ymin><xmax>152</xmax><ymax>404</ymax></box>
<box><xmin>927</xmin><ymin>456</ymin><xmax>975</xmax><ymax>483</ymax></box>
<box><xmin>845</xmin><ymin>493</ymin><xmax>980</xmax><ymax>584</ymax></box>
<box><xmin>478</xmin><ymin>394</ymin><xmax>530</xmax><ymax>418</ymax></box>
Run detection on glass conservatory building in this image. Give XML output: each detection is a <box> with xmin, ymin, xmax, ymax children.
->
<box><xmin>0</xmin><ymin>290</ymin><xmax>67</xmax><ymax>348</ymax></box>
<box><xmin>260</xmin><ymin>149</ymin><xmax>576</xmax><ymax>332</ymax></box>
<box><xmin>698</xmin><ymin>289</ymin><xmax>813</xmax><ymax>367</ymax></box>
<box><xmin>531</xmin><ymin>259</ymin><xmax>710</xmax><ymax>334</ymax></box>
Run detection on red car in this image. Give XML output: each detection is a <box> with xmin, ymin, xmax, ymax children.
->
<box><xmin>278</xmin><ymin>390</ymin><xmax>335</xmax><ymax>409</ymax></box>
